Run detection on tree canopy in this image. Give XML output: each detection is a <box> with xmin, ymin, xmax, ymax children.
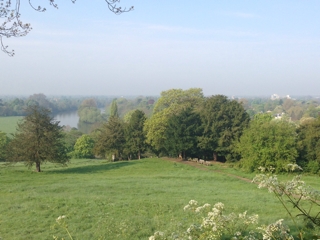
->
<box><xmin>6</xmin><ymin>105</ymin><xmax>69</xmax><ymax>172</ymax></box>
<box><xmin>73</xmin><ymin>134</ymin><xmax>95</xmax><ymax>159</ymax></box>
<box><xmin>94</xmin><ymin>116</ymin><xmax>125</xmax><ymax>160</ymax></box>
<box><xmin>236</xmin><ymin>114</ymin><xmax>298</xmax><ymax>172</ymax></box>
<box><xmin>145</xmin><ymin>88</ymin><xmax>204</xmax><ymax>154</ymax></box>
<box><xmin>198</xmin><ymin>95</ymin><xmax>250</xmax><ymax>161</ymax></box>
<box><xmin>78</xmin><ymin>99</ymin><xmax>104</xmax><ymax>124</ymax></box>
<box><xmin>296</xmin><ymin>117</ymin><xmax>320</xmax><ymax>173</ymax></box>
<box><xmin>124</xmin><ymin>109</ymin><xmax>147</xmax><ymax>159</ymax></box>
<box><xmin>164</xmin><ymin>107</ymin><xmax>202</xmax><ymax>159</ymax></box>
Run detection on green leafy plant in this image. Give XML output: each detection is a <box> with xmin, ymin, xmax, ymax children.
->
<box><xmin>253</xmin><ymin>164</ymin><xmax>320</xmax><ymax>239</ymax></box>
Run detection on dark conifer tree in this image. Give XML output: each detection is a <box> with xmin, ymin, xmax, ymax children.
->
<box><xmin>198</xmin><ymin>95</ymin><xmax>250</xmax><ymax>161</ymax></box>
<box><xmin>6</xmin><ymin>105</ymin><xmax>69</xmax><ymax>172</ymax></box>
<box><xmin>164</xmin><ymin>107</ymin><xmax>202</xmax><ymax>159</ymax></box>
<box><xmin>94</xmin><ymin>116</ymin><xmax>125</xmax><ymax>160</ymax></box>
<box><xmin>124</xmin><ymin>110</ymin><xmax>147</xmax><ymax>160</ymax></box>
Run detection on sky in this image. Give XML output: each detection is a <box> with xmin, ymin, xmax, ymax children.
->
<box><xmin>1</xmin><ymin>0</ymin><xmax>319</xmax><ymax>97</ymax></box>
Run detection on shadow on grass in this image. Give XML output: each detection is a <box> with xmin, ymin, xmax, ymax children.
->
<box><xmin>47</xmin><ymin>161</ymin><xmax>138</xmax><ymax>174</ymax></box>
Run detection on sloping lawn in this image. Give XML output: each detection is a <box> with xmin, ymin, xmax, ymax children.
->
<box><xmin>0</xmin><ymin>158</ymin><xmax>317</xmax><ymax>239</ymax></box>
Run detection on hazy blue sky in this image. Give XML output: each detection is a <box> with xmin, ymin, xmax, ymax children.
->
<box><xmin>1</xmin><ymin>1</ymin><xmax>319</xmax><ymax>96</ymax></box>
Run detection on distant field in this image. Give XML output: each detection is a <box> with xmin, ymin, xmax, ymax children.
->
<box><xmin>0</xmin><ymin>158</ymin><xmax>318</xmax><ymax>239</ymax></box>
<box><xmin>0</xmin><ymin>116</ymin><xmax>22</xmax><ymax>135</ymax></box>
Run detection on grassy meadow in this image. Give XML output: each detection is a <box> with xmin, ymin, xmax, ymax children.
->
<box><xmin>0</xmin><ymin>116</ymin><xmax>22</xmax><ymax>136</ymax></box>
<box><xmin>1</xmin><ymin>158</ymin><xmax>319</xmax><ymax>239</ymax></box>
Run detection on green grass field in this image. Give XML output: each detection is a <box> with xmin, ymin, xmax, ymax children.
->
<box><xmin>0</xmin><ymin>158</ymin><xmax>319</xmax><ymax>239</ymax></box>
<box><xmin>0</xmin><ymin>116</ymin><xmax>22</xmax><ymax>136</ymax></box>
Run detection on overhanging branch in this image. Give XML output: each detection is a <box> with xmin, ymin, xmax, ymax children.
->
<box><xmin>0</xmin><ymin>0</ymin><xmax>133</xmax><ymax>56</ymax></box>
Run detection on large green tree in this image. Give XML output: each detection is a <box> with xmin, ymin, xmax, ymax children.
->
<box><xmin>296</xmin><ymin>117</ymin><xmax>320</xmax><ymax>173</ymax></box>
<box><xmin>124</xmin><ymin>110</ymin><xmax>147</xmax><ymax>159</ymax></box>
<box><xmin>73</xmin><ymin>134</ymin><xmax>95</xmax><ymax>159</ymax></box>
<box><xmin>94</xmin><ymin>116</ymin><xmax>125</xmax><ymax>160</ymax></box>
<box><xmin>145</xmin><ymin>88</ymin><xmax>204</xmax><ymax>154</ymax></box>
<box><xmin>198</xmin><ymin>95</ymin><xmax>250</xmax><ymax>161</ymax></box>
<box><xmin>6</xmin><ymin>105</ymin><xmax>69</xmax><ymax>172</ymax></box>
<box><xmin>164</xmin><ymin>107</ymin><xmax>202</xmax><ymax>159</ymax></box>
<box><xmin>78</xmin><ymin>98</ymin><xmax>104</xmax><ymax>124</ymax></box>
<box><xmin>236</xmin><ymin>114</ymin><xmax>298</xmax><ymax>172</ymax></box>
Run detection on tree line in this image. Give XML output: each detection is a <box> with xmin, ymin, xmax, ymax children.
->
<box><xmin>1</xmin><ymin>88</ymin><xmax>320</xmax><ymax>173</ymax></box>
<box><xmin>0</xmin><ymin>94</ymin><xmax>81</xmax><ymax>116</ymax></box>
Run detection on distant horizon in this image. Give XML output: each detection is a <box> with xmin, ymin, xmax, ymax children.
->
<box><xmin>1</xmin><ymin>93</ymin><xmax>320</xmax><ymax>99</ymax></box>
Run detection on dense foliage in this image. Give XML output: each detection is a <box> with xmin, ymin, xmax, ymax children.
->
<box><xmin>105</xmin><ymin>96</ymin><xmax>156</xmax><ymax>118</ymax></box>
<box><xmin>6</xmin><ymin>105</ymin><xmax>69</xmax><ymax>172</ymax></box>
<box><xmin>236</xmin><ymin>114</ymin><xmax>298</xmax><ymax>172</ymax></box>
<box><xmin>198</xmin><ymin>95</ymin><xmax>250</xmax><ymax>161</ymax></box>
<box><xmin>164</xmin><ymin>107</ymin><xmax>202</xmax><ymax>159</ymax></box>
<box><xmin>94</xmin><ymin>116</ymin><xmax>126</xmax><ymax>160</ymax></box>
<box><xmin>0</xmin><ymin>130</ymin><xmax>9</xmax><ymax>161</ymax></box>
<box><xmin>145</xmin><ymin>88</ymin><xmax>204</xmax><ymax>155</ymax></box>
<box><xmin>78</xmin><ymin>98</ymin><xmax>104</xmax><ymax>124</ymax></box>
<box><xmin>73</xmin><ymin>135</ymin><xmax>95</xmax><ymax>159</ymax></box>
<box><xmin>1</xmin><ymin>89</ymin><xmax>320</xmax><ymax>173</ymax></box>
<box><xmin>124</xmin><ymin>110</ymin><xmax>147</xmax><ymax>160</ymax></box>
<box><xmin>296</xmin><ymin>117</ymin><xmax>320</xmax><ymax>173</ymax></box>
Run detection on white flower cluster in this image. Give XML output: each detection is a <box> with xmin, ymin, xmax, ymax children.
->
<box><xmin>184</xmin><ymin>201</ymin><xmax>259</xmax><ymax>240</ymax></box>
<box><xmin>183</xmin><ymin>200</ymin><xmax>198</xmax><ymax>211</ymax></box>
<box><xmin>149</xmin><ymin>231</ymin><xmax>165</xmax><ymax>240</ymax></box>
<box><xmin>149</xmin><ymin>198</ymin><xmax>310</xmax><ymax>240</ymax></box>
<box><xmin>257</xmin><ymin>219</ymin><xmax>294</xmax><ymax>240</ymax></box>
<box><xmin>286</xmin><ymin>163</ymin><xmax>303</xmax><ymax>172</ymax></box>
<box><xmin>253</xmin><ymin>164</ymin><xmax>320</xmax><ymax>237</ymax></box>
<box><xmin>253</xmin><ymin>174</ymin><xmax>281</xmax><ymax>194</ymax></box>
<box><xmin>56</xmin><ymin>215</ymin><xmax>66</xmax><ymax>223</ymax></box>
<box><xmin>195</xmin><ymin>203</ymin><xmax>211</xmax><ymax>213</ymax></box>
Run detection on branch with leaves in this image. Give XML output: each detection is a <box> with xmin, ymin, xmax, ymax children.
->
<box><xmin>0</xmin><ymin>0</ymin><xmax>133</xmax><ymax>56</ymax></box>
<box><xmin>253</xmin><ymin>164</ymin><xmax>320</xmax><ymax>238</ymax></box>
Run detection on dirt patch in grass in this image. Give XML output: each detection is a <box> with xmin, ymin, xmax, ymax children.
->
<box><xmin>162</xmin><ymin>157</ymin><xmax>252</xmax><ymax>183</ymax></box>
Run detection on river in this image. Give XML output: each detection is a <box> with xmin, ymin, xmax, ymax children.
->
<box><xmin>53</xmin><ymin>110</ymin><xmax>79</xmax><ymax>128</ymax></box>
<box><xmin>53</xmin><ymin>109</ymin><xmax>104</xmax><ymax>133</ymax></box>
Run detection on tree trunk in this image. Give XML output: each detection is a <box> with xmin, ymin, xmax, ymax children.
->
<box><xmin>36</xmin><ymin>161</ymin><xmax>41</xmax><ymax>172</ymax></box>
<box><xmin>138</xmin><ymin>150</ymin><xmax>141</xmax><ymax>160</ymax></box>
<box><xmin>213</xmin><ymin>152</ymin><xmax>218</xmax><ymax>161</ymax></box>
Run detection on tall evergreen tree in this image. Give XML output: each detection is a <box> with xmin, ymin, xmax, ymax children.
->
<box><xmin>198</xmin><ymin>95</ymin><xmax>250</xmax><ymax>161</ymax></box>
<box><xmin>164</xmin><ymin>107</ymin><xmax>202</xmax><ymax>159</ymax></box>
<box><xmin>124</xmin><ymin>110</ymin><xmax>147</xmax><ymax>159</ymax></box>
<box><xmin>94</xmin><ymin>116</ymin><xmax>125</xmax><ymax>160</ymax></box>
<box><xmin>6</xmin><ymin>105</ymin><xmax>69</xmax><ymax>172</ymax></box>
<box><xmin>110</xmin><ymin>99</ymin><xmax>119</xmax><ymax>118</ymax></box>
